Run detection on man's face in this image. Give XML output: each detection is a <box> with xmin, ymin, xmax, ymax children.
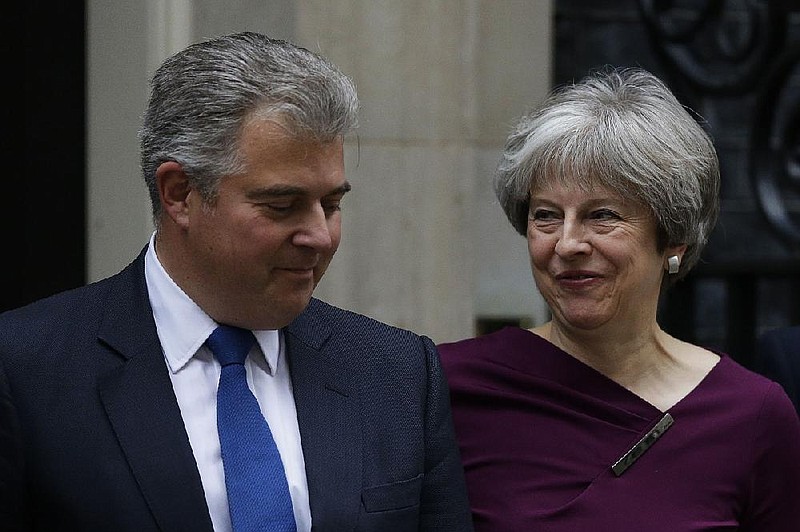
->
<box><xmin>180</xmin><ymin>118</ymin><xmax>348</xmax><ymax>329</ymax></box>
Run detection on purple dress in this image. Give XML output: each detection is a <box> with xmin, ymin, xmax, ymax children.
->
<box><xmin>439</xmin><ymin>327</ymin><xmax>800</xmax><ymax>531</ymax></box>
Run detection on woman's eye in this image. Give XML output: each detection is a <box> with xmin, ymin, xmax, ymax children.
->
<box><xmin>590</xmin><ymin>209</ymin><xmax>620</xmax><ymax>220</ymax></box>
<box><xmin>531</xmin><ymin>209</ymin><xmax>558</xmax><ymax>221</ymax></box>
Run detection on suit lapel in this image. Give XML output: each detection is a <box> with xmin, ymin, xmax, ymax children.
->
<box><xmin>286</xmin><ymin>300</ymin><xmax>362</xmax><ymax>531</ymax></box>
<box><xmin>96</xmin><ymin>250</ymin><xmax>214</xmax><ymax>532</ymax></box>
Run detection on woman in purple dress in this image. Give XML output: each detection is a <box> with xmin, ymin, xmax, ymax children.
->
<box><xmin>439</xmin><ymin>67</ymin><xmax>800</xmax><ymax>531</ymax></box>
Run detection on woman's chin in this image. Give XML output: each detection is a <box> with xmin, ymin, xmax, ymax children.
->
<box><xmin>554</xmin><ymin>308</ymin><xmax>611</xmax><ymax>332</ymax></box>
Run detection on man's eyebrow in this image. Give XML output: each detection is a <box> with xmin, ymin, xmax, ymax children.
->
<box><xmin>246</xmin><ymin>181</ymin><xmax>352</xmax><ymax>199</ymax></box>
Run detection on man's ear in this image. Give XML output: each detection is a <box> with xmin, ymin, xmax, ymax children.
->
<box><xmin>156</xmin><ymin>161</ymin><xmax>192</xmax><ymax>227</ymax></box>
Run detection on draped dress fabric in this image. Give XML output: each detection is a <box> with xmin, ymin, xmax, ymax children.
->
<box><xmin>439</xmin><ymin>327</ymin><xmax>800</xmax><ymax>531</ymax></box>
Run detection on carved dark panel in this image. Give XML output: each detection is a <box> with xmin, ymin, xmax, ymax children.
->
<box><xmin>554</xmin><ymin>0</ymin><xmax>800</xmax><ymax>366</ymax></box>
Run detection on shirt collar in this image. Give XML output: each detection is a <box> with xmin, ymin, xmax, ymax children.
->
<box><xmin>144</xmin><ymin>233</ymin><xmax>281</xmax><ymax>374</ymax></box>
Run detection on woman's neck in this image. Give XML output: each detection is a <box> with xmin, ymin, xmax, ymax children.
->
<box><xmin>537</xmin><ymin>318</ymin><xmax>663</xmax><ymax>370</ymax></box>
<box><xmin>531</xmin><ymin>319</ymin><xmax>719</xmax><ymax>412</ymax></box>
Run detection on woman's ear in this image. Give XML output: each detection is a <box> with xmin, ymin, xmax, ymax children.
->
<box><xmin>156</xmin><ymin>161</ymin><xmax>192</xmax><ymax>228</ymax></box>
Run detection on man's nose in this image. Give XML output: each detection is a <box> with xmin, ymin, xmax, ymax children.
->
<box><xmin>293</xmin><ymin>205</ymin><xmax>334</xmax><ymax>250</ymax></box>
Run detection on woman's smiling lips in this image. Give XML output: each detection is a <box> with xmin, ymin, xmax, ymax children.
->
<box><xmin>554</xmin><ymin>270</ymin><xmax>603</xmax><ymax>289</ymax></box>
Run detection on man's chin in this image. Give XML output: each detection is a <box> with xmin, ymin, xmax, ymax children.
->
<box><xmin>265</xmin><ymin>293</ymin><xmax>314</xmax><ymax>329</ymax></box>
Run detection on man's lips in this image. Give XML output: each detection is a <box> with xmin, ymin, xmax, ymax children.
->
<box><xmin>277</xmin><ymin>266</ymin><xmax>317</xmax><ymax>277</ymax></box>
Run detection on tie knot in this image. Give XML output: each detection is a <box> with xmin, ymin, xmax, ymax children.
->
<box><xmin>206</xmin><ymin>325</ymin><xmax>255</xmax><ymax>366</ymax></box>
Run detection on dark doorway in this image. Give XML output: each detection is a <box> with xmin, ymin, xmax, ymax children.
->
<box><xmin>4</xmin><ymin>2</ymin><xmax>86</xmax><ymax>312</ymax></box>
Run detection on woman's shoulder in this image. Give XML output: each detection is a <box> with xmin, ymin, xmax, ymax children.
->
<box><xmin>714</xmin><ymin>353</ymin><xmax>783</xmax><ymax>389</ymax></box>
<box><xmin>438</xmin><ymin>326</ymin><xmax>543</xmax><ymax>360</ymax></box>
<box><xmin>706</xmin><ymin>354</ymin><xmax>798</xmax><ymax>423</ymax></box>
<box><xmin>437</xmin><ymin>326</ymin><xmax>560</xmax><ymax>386</ymax></box>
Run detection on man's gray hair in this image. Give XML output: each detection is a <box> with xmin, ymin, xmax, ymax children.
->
<box><xmin>139</xmin><ymin>32</ymin><xmax>359</xmax><ymax>225</ymax></box>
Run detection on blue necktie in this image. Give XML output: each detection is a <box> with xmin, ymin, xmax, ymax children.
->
<box><xmin>206</xmin><ymin>325</ymin><xmax>296</xmax><ymax>532</ymax></box>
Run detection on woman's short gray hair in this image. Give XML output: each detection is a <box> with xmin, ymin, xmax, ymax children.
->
<box><xmin>139</xmin><ymin>32</ymin><xmax>359</xmax><ymax>226</ymax></box>
<box><xmin>493</xmin><ymin>67</ymin><xmax>720</xmax><ymax>280</ymax></box>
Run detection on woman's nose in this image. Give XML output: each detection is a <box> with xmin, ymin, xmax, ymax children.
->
<box><xmin>554</xmin><ymin>219</ymin><xmax>591</xmax><ymax>257</ymax></box>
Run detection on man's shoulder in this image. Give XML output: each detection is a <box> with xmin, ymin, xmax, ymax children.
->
<box><xmin>303</xmin><ymin>298</ymin><xmax>395</xmax><ymax>326</ymax></box>
<box><xmin>754</xmin><ymin>326</ymin><xmax>800</xmax><ymax>398</ymax></box>
<box><xmin>2</xmin><ymin>269</ymin><xmax>131</xmax><ymax>319</ymax></box>
<box><xmin>756</xmin><ymin>326</ymin><xmax>800</xmax><ymax>369</ymax></box>
<box><xmin>1</xmin><ymin>280</ymin><xmax>108</xmax><ymax>327</ymax></box>
<box><xmin>0</xmin><ymin>256</ymin><xmax>143</xmax><ymax>350</ymax></box>
<box><xmin>289</xmin><ymin>298</ymin><xmax>428</xmax><ymax>347</ymax></box>
<box><xmin>759</xmin><ymin>325</ymin><xmax>800</xmax><ymax>349</ymax></box>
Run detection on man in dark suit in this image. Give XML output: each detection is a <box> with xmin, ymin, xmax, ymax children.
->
<box><xmin>0</xmin><ymin>32</ymin><xmax>473</xmax><ymax>531</ymax></box>
<box><xmin>756</xmin><ymin>326</ymin><xmax>800</xmax><ymax>415</ymax></box>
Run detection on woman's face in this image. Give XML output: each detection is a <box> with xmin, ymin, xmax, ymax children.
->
<box><xmin>527</xmin><ymin>180</ymin><xmax>681</xmax><ymax>333</ymax></box>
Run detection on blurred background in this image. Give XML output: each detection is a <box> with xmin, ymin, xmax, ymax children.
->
<box><xmin>8</xmin><ymin>0</ymin><xmax>800</xmax><ymax>369</ymax></box>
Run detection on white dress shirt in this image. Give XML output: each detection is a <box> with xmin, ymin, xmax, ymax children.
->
<box><xmin>144</xmin><ymin>236</ymin><xmax>311</xmax><ymax>531</ymax></box>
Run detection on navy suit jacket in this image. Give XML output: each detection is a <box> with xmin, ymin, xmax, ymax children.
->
<box><xmin>756</xmin><ymin>326</ymin><xmax>800</xmax><ymax>416</ymax></box>
<box><xmin>0</xmin><ymin>249</ymin><xmax>473</xmax><ymax>531</ymax></box>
